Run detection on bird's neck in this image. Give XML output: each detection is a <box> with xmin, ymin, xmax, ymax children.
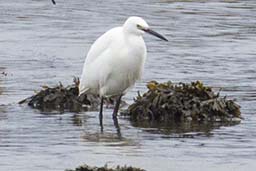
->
<box><xmin>123</xmin><ymin>31</ymin><xmax>144</xmax><ymax>48</ymax></box>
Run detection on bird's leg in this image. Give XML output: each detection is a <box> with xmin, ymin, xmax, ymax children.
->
<box><xmin>113</xmin><ymin>116</ymin><xmax>121</xmax><ymax>139</ymax></box>
<box><xmin>112</xmin><ymin>95</ymin><xmax>122</xmax><ymax>137</ymax></box>
<box><xmin>112</xmin><ymin>95</ymin><xmax>122</xmax><ymax>118</ymax></box>
<box><xmin>99</xmin><ymin>97</ymin><xmax>104</xmax><ymax>130</ymax></box>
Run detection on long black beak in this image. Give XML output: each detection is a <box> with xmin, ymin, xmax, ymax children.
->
<box><xmin>51</xmin><ymin>0</ymin><xmax>56</xmax><ymax>5</ymax></box>
<box><xmin>143</xmin><ymin>28</ymin><xmax>168</xmax><ymax>41</ymax></box>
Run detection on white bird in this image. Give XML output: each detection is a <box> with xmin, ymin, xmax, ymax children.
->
<box><xmin>79</xmin><ymin>16</ymin><xmax>168</xmax><ymax>127</ymax></box>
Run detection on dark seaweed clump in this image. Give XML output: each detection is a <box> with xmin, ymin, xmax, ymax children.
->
<box><xmin>65</xmin><ymin>164</ymin><xmax>145</xmax><ymax>171</ymax></box>
<box><xmin>122</xmin><ymin>81</ymin><xmax>241</xmax><ymax>123</ymax></box>
<box><xmin>19</xmin><ymin>78</ymin><xmax>100</xmax><ymax>112</ymax></box>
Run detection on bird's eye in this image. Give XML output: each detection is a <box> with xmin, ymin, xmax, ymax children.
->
<box><xmin>137</xmin><ymin>24</ymin><xmax>143</xmax><ymax>29</ymax></box>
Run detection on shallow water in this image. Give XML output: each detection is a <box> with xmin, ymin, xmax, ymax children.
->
<box><xmin>1</xmin><ymin>0</ymin><xmax>256</xmax><ymax>170</ymax></box>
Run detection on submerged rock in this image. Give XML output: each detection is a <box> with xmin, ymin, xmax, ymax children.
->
<box><xmin>122</xmin><ymin>81</ymin><xmax>241</xmax><ymax>123</ymax></box>
<box><xmin>65</xmin><ymin>164</ymin><xmax>145</xmax><ymax>171</ymax></box>
<box><xmin>1</xmin><ymin>71</ymin><xmax>8</xmax><ymax>76</ymax></box>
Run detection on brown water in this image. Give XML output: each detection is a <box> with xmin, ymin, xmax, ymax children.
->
<box><xmin>1</xmin><ymin>0</ymin><xmax>256</xmax><ymax>170</ymax></box>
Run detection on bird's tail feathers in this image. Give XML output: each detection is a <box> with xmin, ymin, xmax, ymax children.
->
<box><xmin>78</xmin><ymin>87</ymin><xmax>89</xmax><ymax>97</ymax></box>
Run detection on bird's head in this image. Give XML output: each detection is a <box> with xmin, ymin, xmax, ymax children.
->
<box><xmin>123</xmin><ymin>16</ymin><xmax>168</xmax><ymax>41</ymax></box>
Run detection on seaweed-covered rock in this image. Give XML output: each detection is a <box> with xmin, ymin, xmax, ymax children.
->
<box><xmin>19</xmin><ymin>78</ymin><xmax>100</xmax><ymax>112</ymax></box>
<box><xmin>19</xmin><ymin>78</ymin><xmax>127</xmax><ymax>112</ymax></box>
<box><xmin>65</xmin><ymin>164</ymin><xmax>145</xmax><ymax>171</ymax></box>
<box><xmin>122</xmin><ymin>81</ymin><xmax>241</xmax><ymax>123</ymax></box>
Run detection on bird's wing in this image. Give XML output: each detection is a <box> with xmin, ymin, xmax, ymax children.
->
<box><xmin>79</xmin><ymin>26</ymin><xmax>123</xmax><ymax>95</ymax></box>
<box><xmin>84</xmin><ymin>26</ymin><xmax>122</xmax><ymax>65</ymax></box>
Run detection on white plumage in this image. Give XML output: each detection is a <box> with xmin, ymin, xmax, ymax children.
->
<box><xmin>79</xmin><ymin>17</ymin><xmax>147</xmax><ymax>97</ymax></box>
<box><xmin>79</xmin><ymin>16</ymin><xmax>167</xmax><ymax>127</ymax></box>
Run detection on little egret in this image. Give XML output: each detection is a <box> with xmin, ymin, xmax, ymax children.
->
<box><xmin>79</xmin><ymin>16</ymin><xmax>168</xmax><ymax>127</ymax></box>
